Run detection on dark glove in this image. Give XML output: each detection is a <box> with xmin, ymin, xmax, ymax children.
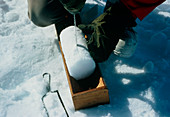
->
<box><xmin>58</xmin><ymin>0</ymin><xmax>86</xmax><ymax>14</ymax></box>
<box><xmin>78</xmin><ymin>7</ymin><xmax>120</xmax><ymax>62</ymax></box>
<box><xmin>78</xmin><ymin>2</ymin><xmax>137</xmax><ymax>62</ymax></box>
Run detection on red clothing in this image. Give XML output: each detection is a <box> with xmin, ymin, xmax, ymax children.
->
<box><xmin>121</xmin><ymin>0</ymin><xmax>166</xmax><ymax>20</ymax></box>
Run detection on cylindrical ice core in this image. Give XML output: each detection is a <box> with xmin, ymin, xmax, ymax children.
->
<box><xmin>60</xmin><ymin>26</ymin><xmax>96</xmax><ymax>80</ymax></box>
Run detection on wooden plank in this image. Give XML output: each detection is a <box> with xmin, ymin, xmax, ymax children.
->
<box><xmin>58</xmin><ymin>40</ymin><xmax>84</xmax><ymax>93</ymax></box>
<box><xmin>55</xmin><ymin>25</ymin><xmax>110</xmax><ymax>110</ymax></box>
<box><xmin>73</xmin><ymin>88</ymin><xmax>109</xmax><ymax>110</ymax></box>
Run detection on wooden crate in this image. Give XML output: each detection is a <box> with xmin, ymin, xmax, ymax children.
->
<box><xmin>58</xmin><ymin>41</ymin><xmax>109</xmax><ymax>110</ymax></box>
<box><xmin>56</xmin><ymin>25</ymin><xmax>109</xmax><ymax>110</ymax></box>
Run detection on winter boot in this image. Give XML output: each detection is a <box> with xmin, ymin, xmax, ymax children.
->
<box><xmin>114</xmin><ymin>27</ymin><xmax>137</xmax><ymax>58</ymax></box>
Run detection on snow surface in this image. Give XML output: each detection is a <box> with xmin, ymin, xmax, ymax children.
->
<box><xmin>0</xmin><ymin>0</ymin><xmax>170</xmax><ymax>117</ymax></box>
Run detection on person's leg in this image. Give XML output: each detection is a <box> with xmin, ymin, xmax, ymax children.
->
<box><xmin>27</xmin><ymin>0</ymin><xmax>71</xmax><ymax>26</ymax></box>
<box><xmin>104</xmin><ymin>0</ymin><xmax>137</xmax><ymax>27</ymax></box>
<box><xmin>103</xmin><ymin>0</ymin><xmax>165</xmax><ymax>58</ymax></box>
<box><xmin>27</xmin><ymin>0</ymin><xmax>76</xmax><ymax>34</ymax></box>
<box><xmin>104</xmin><ymin>0</ymin><xmax>138</xmax><ymax>58</ymax></box>
<box><xmin>28</xmin><ymin>0</ymin><xmax>83</xmax><ymax>34</ymax></box>
<box><xmin>104</xmin><ymin>0</ymin><xmax>165</xmax><ymax>58</ymax></box>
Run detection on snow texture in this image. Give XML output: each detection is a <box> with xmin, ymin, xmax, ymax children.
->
<box><xmin>60</xmin><ymin>26</ymin><xmax>96</xmax><ymax>80</ymax></box>
<box><xmin>0</xmin><ymin>0</ymin><xmax>170</xmax><ymax>117</ymax></box>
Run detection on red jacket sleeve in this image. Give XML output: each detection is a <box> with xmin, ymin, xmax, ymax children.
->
<box><xmin>120</xmin><ymin>0</ymin><xmax>166</xmax><ymax>20</ymax></box>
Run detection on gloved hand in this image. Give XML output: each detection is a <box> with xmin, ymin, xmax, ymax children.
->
<box><xmin>78</xmin><ymin>2</ymin><xmax>137</xmax><ymax>62</ymax></box>
<box><xmin>58</xmin><ymin>0</ymin><xmax>86</xmax><ymax>14</ymax></box>
<box><xmin>78</xmin><ymin>7</ymin><xmax>120</xmax><ymax>62</ymax></box>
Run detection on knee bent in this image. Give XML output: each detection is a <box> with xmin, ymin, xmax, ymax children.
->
<box><xmin>27</xmin><ymin>0</ymin><xmax>55</xmax><ymax>27</ymax></box>
<box><xmin>28</xmin><ymin>9</ymin><xmax>52</xmax><ymax>27</ymax></box>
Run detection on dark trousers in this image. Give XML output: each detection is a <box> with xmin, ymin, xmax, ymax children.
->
<box><xmin>27</xmin><ymin>0</ymin><xmax>165</xmax><ymax>26</ymax></box>
<box><xmin>27</xmin><ymin>0</ymin><xmax>70</xmax><ymax>27</ymax></box>
<box><xmin>27</xmin><ymin>0</ymin><xmax>165</xmax><ymax>62</ymax></box>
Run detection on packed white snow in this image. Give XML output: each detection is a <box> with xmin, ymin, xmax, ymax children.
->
<box><xmin>0</xmin><ymin>0</ymin><xmax>170</xmax><ymax>117</ymax></box>
<box><xmin>60</xmin><ymin>26</ymin><xmax>96</xmax><ymax>80</ymax></box>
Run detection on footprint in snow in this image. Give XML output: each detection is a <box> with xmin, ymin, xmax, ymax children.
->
<box><xmin>4</xmin><ymin>12</ymin><xmax>19</xmax><ymax>23</ymax></box>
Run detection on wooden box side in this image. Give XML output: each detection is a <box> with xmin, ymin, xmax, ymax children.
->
<box><xmin>73</xmin><ymin>88</ymin><xmax>109</xmax><ymax>110</ymax></box>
